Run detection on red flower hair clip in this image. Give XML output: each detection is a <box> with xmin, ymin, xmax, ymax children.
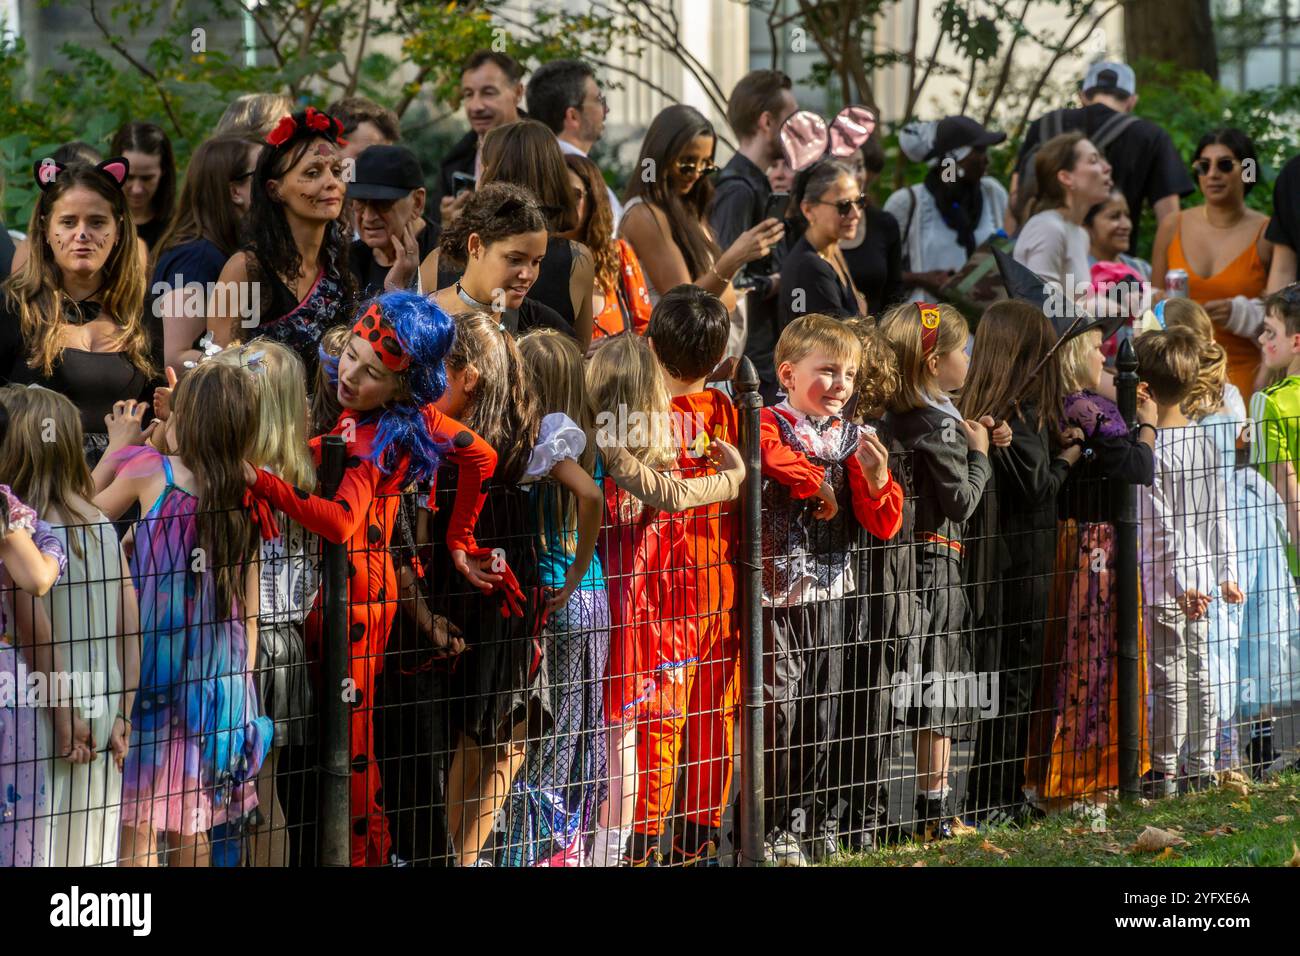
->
<box><xmin>266</xmin><ymin>114</ymin><xmax>297</xmax><ymax>147</ymax></box>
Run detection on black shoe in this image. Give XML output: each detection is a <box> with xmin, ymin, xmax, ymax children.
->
<box><xmin>624</xmin><ymin>831</ymin><xmax>663</xmax><ymax>867</ymax></box>
<box><xmin>804</xmin><ymin>832</ymin><xmax>841</xmax><ymax>863</ymax></box>
<box><xmin>1247</xmin><ymin>722</ymin><xmax>1276</xmax><ymax>780</ymax></box>
<box><xmin>912</xmin><ymin>795</ymin><xmax>955</xmax><ymax>841</ymax></box>
<box><xmin>670</xmin><ymin>822</ymin><xmax>721</xmax><ymax>867</ymax></box>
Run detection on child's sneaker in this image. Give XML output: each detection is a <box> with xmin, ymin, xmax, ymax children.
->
<box><xmin>623</xmin><ymin>831</ymin><xmax>663</xmax><ymax>867</ymax></box>
<box><xmin>912</xmin><ymin>795</ymin><xmax>954</xmax><ymax>841</ymax></box>
<box><xmin>764</xmin><ymin>829</ymin><xmax>808</xmax><ymax>867</ymax></box>
<box><xmin>671</xmin><ymin>822</ymin><xmax>721</xmax><ymax>867</ymax></box>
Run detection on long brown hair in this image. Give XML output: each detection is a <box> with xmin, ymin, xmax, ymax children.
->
<box><xmin>6</xmin><ymin>164</ymin><xmax>152</xmax><ymax>379</ymax></box>
<box><xmin>0</xmin><ymin>385</ymin><xmax>97</xmax><ymax>558</ymax></box>
<box><xmin>564</xmin><ymin>153</ymin><xmax>619</xmax><ymax>294</ymax></box>
<box><xmin>622</xmin><ymin>104</ymin><xmax>720</xmax><ymax>278</ymax></box>
<box><xmin>445</xmin><ymin>311</ymin><xmax>540</xmax><ymax>484</ymax></box>
<box><xmin>173</xmin><ymin>361</ymin><xmax>261</xmax><ymax>616</ymax></box>
<box><xmin>156</xmin><ymin>134</ymin><xmax>261</xmax><ymax>261</ymax></box>
<box><xmin>959</xmin><ymin>299</ymin><xmax>1064</xmax><ymax>440</ymax></box>
<box><xmin>110</xmin><ymin>121</ymin><xmax>177</xmax><ymax>232</ymax></box>
<box><xmin>481</xmin><ymin>120</ymin><xmax>578</xmax><ymax>234</ymax></box>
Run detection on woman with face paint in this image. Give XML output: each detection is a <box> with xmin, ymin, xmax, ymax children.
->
<box><xmin>0</xmin><ymin>158</ymin><xmax>157</xmax><ymax>464</ymax></box>
<box><xmin>206</xmin><ymin>108</ymin><xmax>356</xmax><ymax>379</ymax></box>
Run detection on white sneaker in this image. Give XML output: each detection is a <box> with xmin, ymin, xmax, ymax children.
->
<box><xmin>389</xmin><ymin>853</ymin><xmax>411</xmax><ymax>868</ymax></box>
<box><xmin>764</xmin><ymin>829</ymin><xmax>808</xmax><ymax>867</ymax></box>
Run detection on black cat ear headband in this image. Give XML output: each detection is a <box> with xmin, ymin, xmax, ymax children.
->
<box><xmin>33</xmin><ymin>156</ymin><xmax>130</xmax><ymax>193</ymax></box>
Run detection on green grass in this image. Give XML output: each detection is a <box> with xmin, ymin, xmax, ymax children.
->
<box><xmin>827</xmin><ymin>770</ymin><xmax>1300</xmax><ymax>867</ymax></box>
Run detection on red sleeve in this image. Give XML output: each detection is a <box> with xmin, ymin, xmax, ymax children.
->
<box><xmin>423</xmin><ymin>407</ymin><xmax>497</xmax><ymax>553</ymax></box>
<box><xmin>249</xmin><ymin>461</ymin><xmax>374</xmax><ymax>545</ymax></box>
<box><xmin>759</xmin><ymin>407</ymin><xmax>824</xmax><ymax>498</ymax></box>
<box><xmin>846</xmin><ymin>452</ymin><xmax>904</xmax><ymax>540</ymax></box>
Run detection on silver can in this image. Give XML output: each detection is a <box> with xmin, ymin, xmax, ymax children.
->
<box><xmin>1164</xmin><ymin>268</ymin><xmax>1189</xmax><ymax>298</ymax></box>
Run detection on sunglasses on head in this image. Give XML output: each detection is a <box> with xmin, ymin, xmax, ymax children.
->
<box><xmin>674</xmin><ymin>159</ymin><xmax>718</xmax><ymax>177</ymax></box>
<box><xmin>812</xmin><ymin>196</ymin><xmax>867</xmax><ymax>217</ymax></box>
<box><xmin>1193</xmin><ymin>157</ymin><xmax>1238</xmax><ymax>176</ymax></box>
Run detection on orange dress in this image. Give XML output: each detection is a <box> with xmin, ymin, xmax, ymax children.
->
<box><xmin>1167</xmin><ymin>212</ymin><xmax>1269</xmax><ymax>400</ymax></box>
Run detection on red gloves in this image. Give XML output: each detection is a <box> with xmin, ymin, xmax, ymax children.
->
<box><xmin>462</xmin><ymin>546</ymin><xmax>527</xmax><ymax>619</ymax></box>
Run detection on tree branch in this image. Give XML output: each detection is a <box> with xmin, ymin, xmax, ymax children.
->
<box><xmin>1012</xmin><ymin>0</ymin><xmax>1118</xmax><ymax>142</ymax></box>
<box><xmin>87</xmin><ymin>0</ymin><xmax>184</xmax><ymax>137</ymax></box>
<box><xmin>981</xmin><ymin>0</ymin><xmax>1033</xmax><ymax>126</ymax></box>
<box><xmin>343</xmin><ymin>0</ymin><xmax>373</xmax><ymax>98</ymax></box>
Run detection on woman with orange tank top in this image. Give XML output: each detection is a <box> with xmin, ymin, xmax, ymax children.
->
<box><xmin>1152</xmin><ymin>128</ymin><xmax>1272</xmax><ymax>399</ymax></box>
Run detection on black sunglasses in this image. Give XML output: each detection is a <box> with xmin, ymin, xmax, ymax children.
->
<box><xmin>674</xmin><ymin>159</ymin><xmax>718</xmax><ymax>177</ymax></box>
<box><xmin>813</xmin><ymin>196</ymin><xmax>867</xmax><ymax>217</ymax></box>
<box><xmin>1193</xmin><ymin>157</ymin><xmax>1238</xmax><ymax>176</ymax></box>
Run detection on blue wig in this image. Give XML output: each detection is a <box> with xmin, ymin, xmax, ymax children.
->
<box><xmin>333</xmin><ymin>290</ymin><xmax>457</xmax><ymax>486</ymax></box>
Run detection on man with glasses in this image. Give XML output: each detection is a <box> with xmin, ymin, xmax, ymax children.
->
<box><xmin>527</xmin><ymin>58</ymin><xmax>622</xmax><ymax>222</ymax></box>
<box><xmin>710</xmin><ymin>69</ymin><xmax>799</xmax><ymax>401</ymax></box>
<box><xmin>1010</xmin><ymin>61</ymin><xmax>1192</xmax><ymax>253</ymax></box>
<box><xmin>347</xmin><ymin>145</ymin><xmax>440</xmax><ymax>295</ymax></box>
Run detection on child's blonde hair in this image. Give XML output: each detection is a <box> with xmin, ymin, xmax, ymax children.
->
<box><xmin>585</xmin><ymin>334</ymin><xmax>677</xmax><ymax>471</ymax></box>
<box><xmin>1160</xmin><ymin>298</ymin><xmax>1227</xmax><ymax>420</ymax></box>
<box><xmin>879</xmin><ymin>301</ymin><xmax>967</xmax><ymax>412</ymax></box>
<box><xmin>312</xmin><ymin>324</ymin><xmax>352</xmax><ymax>437</ymax></box>
<box><xmin>842</xmin><ymin>318</ymin><xmax>901</xmax><ymax>420</ymax></box>
<box><xmin>518</xmin><ymin>329</ymin><xmax>596</xmax><ymax>557</ymax></box>
<box><xmin>1058</xmin><ymin>328</ymin><xmax>1103</xmax><ymax>394</ymax></box>
<box><xmin>0</xmin><ymin>385</ymin><xmax>96</xmax><ymax>557</ymax></box>
<box><xmin>774</xmin><ymin>313</ymin><xmax>862</xmax><ymax>371</ymax></box>
<box><xmin>212</xmin><ymin>339</ymin><xmax>315</xmax><ymax>490</ymax></box>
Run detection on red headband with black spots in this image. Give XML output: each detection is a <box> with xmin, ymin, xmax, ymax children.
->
<box><xmin>917</xmin><ymin>302</ymin><xmax>941</xmax><ymax>358</ymax></box>
<box><xmin>352</xmin><ymin>302</ymin><xmax>411</xmax><ymax>373</ymax></box>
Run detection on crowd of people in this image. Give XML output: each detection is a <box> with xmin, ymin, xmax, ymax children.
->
<box><xmin>0</xmin><ymin>49</ymin><xmax>1299</xmax><ymax>870</ymax></box>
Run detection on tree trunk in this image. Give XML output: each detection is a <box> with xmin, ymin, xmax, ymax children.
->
<box><xmin>1122</xmin><ymin>0</ymin><xmax>1218</xmax><ymax>81</ymax></box>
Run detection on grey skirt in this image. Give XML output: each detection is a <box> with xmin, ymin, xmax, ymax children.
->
<box><xmin>256</xmin><ymin>621</ymin><xmax>314</xmax><ymax>747</ymax></box>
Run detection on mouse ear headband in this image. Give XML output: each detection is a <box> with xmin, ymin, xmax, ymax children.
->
<box><xmin>34</xmin><ymin>156</ymin><xmax>129</xmax><ymax>192</ymax></box>
<box><xmin>780</xmin><ymin>106</ymin><xmax>877</xmax><ymax>172</ymax></box>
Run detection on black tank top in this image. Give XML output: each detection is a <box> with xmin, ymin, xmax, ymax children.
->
<box><xmin>525</xmin><ymin>236</ymin><xmax>576</xmax><ymax>327</ymax></box>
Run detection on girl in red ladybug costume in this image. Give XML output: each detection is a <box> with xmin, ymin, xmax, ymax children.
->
<box><xmin>244</xmin><ymin>290</ymin><xmax>509</xmax><ymax>866</ymax></box>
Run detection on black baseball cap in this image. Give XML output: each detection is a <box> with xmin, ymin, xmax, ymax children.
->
<box><xmin>347</xmin><ymin>145</ymin><xmax>424</xmax><ymax>200</ymax></box>
<box><xmin>923</xmin><ymin>115</ymin><xmax>1006</xmax><ymax>161</ymax></box>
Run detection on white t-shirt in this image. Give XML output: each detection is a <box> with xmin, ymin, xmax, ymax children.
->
<box><xmin>1013</xmin><ymin>208</ymin><xmax>1093</xmax><ymax>298</ymax></box>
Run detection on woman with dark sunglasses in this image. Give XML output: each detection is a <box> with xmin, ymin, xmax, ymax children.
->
<box><xmin>620</xmin><ymin>104</ymin><xmax>784</xmax><ymax>361</ymax></box>
<box><xmin>151</xmin><ymin>134</ymin><xmax>263</xmax><ymax>369</ymax></box>
<box><xmin>779</xmin><ymin>159</ymin><xmax>868</xmax><ymax>328</ymax></box>
<box><xmin>1152</xmin><ymin>127</ymin><xmax>1273</xmax><ymax>398</ymax></box>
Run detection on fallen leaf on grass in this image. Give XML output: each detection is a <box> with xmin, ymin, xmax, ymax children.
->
<box><xmin>1101</xmin><ymin>843</ymin><xmax>1125</xmax><ymax>855</ymax></box>
<box><xmin>910</xmin><ymin>860</ymin><xmax>927</xmax><ymax>867</ymax></box>
<box><xmin>1273</xmin><ymin>815</ymin><xmax>1293</xmax><ymax>824</ymax></box>
<box><xmin>1287</xmin><ymin>843</ymin><xmax>1300</xmax><ymax>867</ymax></box>
<box><xmin>1222</xmin><ymin>780</ymin><xmax>1251</xmax><ymax>797</ymax></box>
<box><xmin>1202</xmin><ymin>824</ymin><xmax>1238</xmax><ymax>837</ymax></box>
<box><xmin>1155</xmin><ymin>846</ymin><xmax>1177</xmax><ymax>860</ymax></box>
<box><xmin>950</xmin><ymin>819</ymin><xmax>978</xmax><ymax>837</ymax></box>
<box><xmin>1229</xmin><ymin>799</ymin><xmax>1252</xmax><ymax>812</ymax></box>
<box><xmin>1286</xmin><ymin>794</ymin><xmax>1299</xmax><ymax>804</ymax></box>
<box><xmin>1131</xmin><ymin>826</ymin><xmax>1189</xmax><ymax>852</ymax></box>
<box><xmin>980</xmin><ymin>839</ymin><xmax>1010</xmax><ymax>857</ymax></box>
<box><xmin>1221</xmin><ymin>769</ymin><xmax>1251</xmax><ymax>786</ymax></box>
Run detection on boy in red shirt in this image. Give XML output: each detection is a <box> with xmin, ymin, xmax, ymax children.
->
<box><xmin>621</xmin><ymin>285</ymin><xmax>740</xmax><ymax>865</ymax></box>
<box><xmin>759</xmin><ymin>314</ymin><xmax>903</xmax><ymax>865</ymax></box>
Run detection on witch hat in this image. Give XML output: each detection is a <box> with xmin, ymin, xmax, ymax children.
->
<box><xmin>991</xmin><ymin>246</ymin><xmax>1122</xmax><ymax>342</ymax></box>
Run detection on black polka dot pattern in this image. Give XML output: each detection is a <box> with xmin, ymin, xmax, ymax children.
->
<box><xmin>453</xmin><ymin>430</ymin><xmax>473</xmax><ymax>449</ymax></box>
<box><xmin>294</xmin><ymin>486</ymin><xmax>310</xmax><ymax>500</ymax></box>
<box><xmin>367</xmin><ymin>525</ymin><xmax>382</xmax><ymax>543</ymax></box>
<box><xmin>351</xmin><ymin>755</ymin><xmax>367</xmax><ymax>773</ymax></box>
<box><xmin>349</xmin><ymin>622</ymin><xmax>364</xmax><ymax>643</ymax></box>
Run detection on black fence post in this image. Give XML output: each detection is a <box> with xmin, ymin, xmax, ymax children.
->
<box><xmin>1113</xmin><ymin>338</ymin><xmax>1142</xmax><ymax>801</ymax></box>
<box><xmin>734</xmin><ymin>357</ymin><xmax>765</xmax><ymax>866</ymax></box>
<box><xmin>317</xmin><ymin>435</ymin><xmax>351</xmax><ymax>865</ymax></box>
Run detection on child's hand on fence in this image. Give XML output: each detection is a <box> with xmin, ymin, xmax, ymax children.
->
<box><xmin>152</xmin><ymin>366</ymin><xmax>178</xmax><ymax>421</ymax></box>
<box><xmin>706</xmin><ymin>438</ymin><xmax>746</xmax><ymax>479</ymax></box>
<box><xmin>1221</xmin><ymin>581</ymin><xmax>1245</xmax><ymax>605</ymax></box>
<box><xmin>104</xmin><ymin>399</ymin><xmax>157</xmax><ymax>450</ymax></box>
<box><xmin>959</xmin><ymin>418</ymin><xmax>990</xmax><ymax>455</ymax></box>
<box><xmin>62</xmin><ymin>713</ymin><xmax>96</xmax><ymax>765</ymax></box>
<box><xmin>109</xmin><ymin>715</ymin><xmax>130</xmax><ymax>771</ymax></box>
<box><xmin>812</xmin><ymin>480</ymin><xmax>838</xmax><ymax>520</ymax></box>
<box><xmin>422</xmin><ymin>613</ymin><xmax>465</xmax><ymax>659</ymax></box>
<box><xmin>980</xmin><ymin>416</ymin><xmax>1012</xmax><ymax>448</ymax></box>
<box><xmin>1178</xmin><ymin>588</ymin><xmax>1213</xmax><ymax>620</ymax></box>
<box><xmin>855</xmin><ymin>429</ymin><xmax>890</xmax><ymax>491</ymax></box>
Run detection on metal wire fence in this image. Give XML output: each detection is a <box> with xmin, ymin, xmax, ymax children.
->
<box><xmin>2</xmin><ymin>352</ymin><xmax>1298</xmax><ymax>866</ymax></box>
